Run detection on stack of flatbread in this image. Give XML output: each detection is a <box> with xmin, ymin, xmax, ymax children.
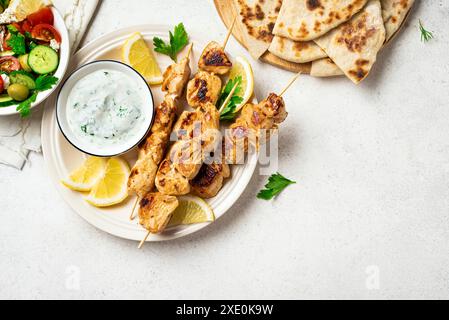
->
<box><xmin>234</xmin><ymin>0</ymin><xmax>414</xmax><ymax>84</ymax></box>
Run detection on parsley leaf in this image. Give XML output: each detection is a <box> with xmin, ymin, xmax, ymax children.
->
<box><xmin>35</xmin><ymin>75</ymin><xmax>59</xmax><ymax>91</ymax></box>
<box><xmin>153</xmin><ymin>23</ymin><xmax>189</xmax><ymax>62</ymax></box>
<box><xmin>7</xmin><ymin>24</ymin><xmax>19</xmax><ymax>34</ymax></box>
<box><xmin>217</xmin><ymin>76</ymin><xmax>243</xmax><ymax>121</ymax></box>
<box><xmin>16</xmin><ymin>92</ymin><xmax>38</xmax><ymax>118</ymax></box>
<box><xmin>419</xmin><ymin>20</ymin><xmax>433</xmax><ymax>43</ymax></box>
<box><xmin>7</xmin><ymin>33</ymin><xmax>27</xmax><ymax>55</ymax></box>
<box><xmin>16</xmin><ymin>75</ymin><xmax>59</xmax><ymax>117</ymax></box>
<box><xmin>257</xmin><ymin>173</ymin><xmax>296</xmax><ymax>200</ymax></box>
<box><xmin>0</xmin><ymin>0</ymin><xmax>10</xmax><ymax>9</ymax></box>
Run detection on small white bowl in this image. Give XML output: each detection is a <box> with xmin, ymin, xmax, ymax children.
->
<box><xmin>0</xmin><ymin>6</ymin><xmax>70</xmax><ymax>116</ymax></box>
<box><xmin>56</xmin><ymin>60</ymin><xmax>155</xmax><ymax>157</ymax></box>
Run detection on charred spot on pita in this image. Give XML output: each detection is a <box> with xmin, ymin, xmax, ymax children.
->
<box><xmin>306</xmin><ymin>0</ymin><xmax>323</xmax><ymax>11</ymax></box>
<box><xmin>349</xmin><ymin>67</ymin><xmax>367</xmax><ymax>80</ymax></box>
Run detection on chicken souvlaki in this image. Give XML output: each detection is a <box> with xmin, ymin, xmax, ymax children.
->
<box><xmin>134</xmin><ymin>38</ymin><xmax>289</xmax><ymax>236</ymax></box>
<box><xmin>192</xmin><ymin>93</ymin><xmax>287</xmax><ymax>199</ymax></box>
<box><xmin>137</xmin><ymin>41</ymin><xmax>232</xmax><ymax>234</ymax></box>
<box><xmin>127</xmin><ymin>53</ymin><xmax>192</xmax><ymax>199</ymax></box>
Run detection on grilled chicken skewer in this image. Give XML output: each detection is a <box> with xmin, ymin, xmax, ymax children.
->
<box><xmin>191</xmin><ymin>93</ymin><xmax>288</xmax><ymax>198</ymax></box>
<box><xmin>192</xmin><ymin>74</ymin><xmax>301</xmax><ymax>198</ymax></box>
<box><xmin>128</xmin><ymin>47</ymin><xmax>192</xmax><ymax>219</ymax></box>
<box><xmin>155</xmin><ymin>37</ymin><xmax>233</xmax><ymax>195</ymax></box>
<box><xmin>186</xmin><ymin>23</ymin><xmax>235</xmax><ymax>108</ymax></box>
<box><xmin>137</xmin><ymin>22</ymin><xmax>239</xmax><ymax>248</ymax></box>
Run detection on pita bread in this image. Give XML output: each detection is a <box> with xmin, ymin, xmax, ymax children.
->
<box><xmin>235</xmin><ymin>0</ymin><xmax>283</xmax><ymax>59</ymax></box>
<box><xmin>268</xmin><ymin>35</ymin><xmax>327</xmax><ymax>63</ymax></box>
<box><xmin>273</xmin><ymin>0</ymin><xmax>369</xmax><ymax>41</ymax></box>
<box><xmin>310</xmin><ymin>58</ymin><xmax>344</xmax><ymax>77</ymax></box>
<box><xmin>381</xmin><ymin>0</ymin><xmax>415</xmax><ymax>41</ymax></box>
<box><xmin>314</xmin><ymin>0</ymin><xmax>386</xmax><ymax>84</ymax></box>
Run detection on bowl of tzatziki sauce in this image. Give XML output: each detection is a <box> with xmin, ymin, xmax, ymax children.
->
<box><xmin>56</xmin><ymin>60</ymin><xmax>154</xmax><ymax>157</ymax></box>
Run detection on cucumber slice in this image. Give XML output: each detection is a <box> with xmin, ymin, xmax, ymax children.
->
<box><xmin>28</xmin><ymin>45</ymin><xmax>59</xmax><ymax>75</ymax></box>
<box><xmin>0</xmin><ymin>94</ymin><xmax>16</xmax><ymax>107</ymax></box>
<box><xmin>9</xmin><ymin>71</ymin><xmax>36</xmax><ymax>90</ymax></box>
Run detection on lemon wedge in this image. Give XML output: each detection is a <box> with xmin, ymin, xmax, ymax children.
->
<box><xmin>122</xmin><ymin>32</ymin><xmax>163</xmax><ymax>85</ymax></box>
<box><xmin>6</xmin><ymin>0</ymin><xmax>50</xmax><ymax>21</ymax></box>
<box><xmin>85</xmin><ymin>158</ymin><xmax>131</xmax><ymax>208</ymax></box>
<box><xmin>228</xmin><ymin>56</ymin><xmax>254</xmax><ymax>113</ymax></box>
<box><xmin>62</xmin><ymin>157</ymin><xmax>107</xmax><ymax>192</ymax></box>
<box><xmin>168</xmin><ymin>195</ymin><xmax>215</xmax><ymax>227</ymax></box>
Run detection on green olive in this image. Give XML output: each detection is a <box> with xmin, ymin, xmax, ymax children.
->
<box><xmin>8</xmin><ymin>84</ymin><xmax>30</xmax><ymax>102</ymax></box>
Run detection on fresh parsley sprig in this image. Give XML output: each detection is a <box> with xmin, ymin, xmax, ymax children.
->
<box><xmin>153</xmin><ymin>23</ymin><xmax>189</xmax><ymax>62</ymax></box>
<box><xmin>35</xmin><ymin>74</ymin><xmax>59</xmax><ymax>91</ymax></box>
<box><xmin>217</xmin><ymin>76</ymin><xmax>243</xmax><ymax>121</ymax></box>
<box><xmin>16</xmin><ymin>75</ymin><xmax>59</xmax><ymax>117</ymax></box>
<box><xmin>6</xmin><ymin>25</ymin><xmax>27</xmax><ymax>55</ymax></box>
<box><xmin>419</xmin><ymin>20</ymin><xmax>433</xmax><ymax>43</ymax></box>
<box><xmin>257</xmin><ymin>173</ymin><xmax>296</xmax><ymax>200</ymax></box>
<box><xmin>0</xmin><ymin>0</ymin><xmax>10</xmax><ymax>10</ymax></box>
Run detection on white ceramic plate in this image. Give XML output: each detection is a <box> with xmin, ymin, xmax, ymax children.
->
<box><xmin>0</xmin><ymin>6</ymin><xmax>70</xmax><ymax>116</ymax></box>
<box><xmin>42</xmin><ymin>25</ymin><xmax>258</xmax><ymax>242</ymax></box>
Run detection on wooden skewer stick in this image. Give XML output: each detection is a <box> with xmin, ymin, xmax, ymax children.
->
<box><xmin>223</xmin><ymin>15</ymin><xmax>238</xmax><ymax>50</ymax></box>
<box><xmin>138</xmin><ymin>231</ymin><xmax>151</xmax><ymax>249</ymax></box>
<box><xmin>279</xmin><ymin>72</ymin><xmax>302</xmax><ymax>97</ymax></box>
<box><xmin>218</xmin><ymin>81</ymin><xmax>240</xmax><ymax>114</ymax></box>
<box><xmin>185</xmin><ymin>43</ymin><xmax>194</xmax><ymax>59</ymax></box>
<box><xmin>129</xmin><ymin>197</ymin><xmax>139</xmax><ymax>221</ymax></box>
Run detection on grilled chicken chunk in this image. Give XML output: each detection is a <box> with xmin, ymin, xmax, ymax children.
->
<box><xmin>186</xmin><ymin>71</ymin><xmax>222</xmax><ymax>108</ymax></box>
<box><xmin>139</xmin><ymin>193</ymin><xmax>179</xmax><ymax>234</ymax></box>
<box><xmin>225</xmin><ymin>93</ymin><xmax>287</xmax><ymax>164</ymax></box>
<box><xmin>198</xmin><ymin>41</ymin><xmax>232</xmax><ymax>75</ymax></box>
<box><xmin>156</xmin><ymin>103</ymin><xmax>220</xmax><ymax>195</ymax></box>
<box><xmin>191</xmin><ymin>162</ymin><xmax>231</xmax><ymax>199</ymax></box>
<box><xmin>128</xmin><ymin>58</ymin><xmax>191</xmax><ymax>198</ymax></box>
<box><xmin>171</xmin><ymin>103</ymin><xmax>220</xmax><ymax>179</ymax></box>
<box><xmin>162</xmin><ymin>56</ymin><xmax>192</xmax><ymax>96</ymax></box>
<box><xmin>155</xmin><ymin>158</ymin><xmax>191</xmax><ymax>196</ymax></box>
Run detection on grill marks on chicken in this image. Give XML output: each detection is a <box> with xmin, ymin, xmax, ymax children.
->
<box><xmin>225</xmin><ymin>93</ymin><xmax>288</xmax><ymax>164</ymax></box>
<box><xmin>186</xmin><ymin>71</ymin><xmax>222</xmax><ymax>108</ymax></box>
<box><xmin>198</xmin><ymin>41</ymin><xmax>233</xmax><ymax>75</ymax></box>
<box><xmin>191</xmin><ymin>162</ymin><xmax>231</xmax><ymax>199</ymax></box>
<box><xmin>138</xmin><ymin>193</ymin><xmax>179</xmax><ymax>234</ymax></box>
<box><xmin>161</xmin><ymin>57</ymin><xmax>192</xmax><ymax>96</ymax></box>
<box><xmin>155</xmin><ymin>103</ymin><xmax>221</xmax><ymax>196</ymax></box>
<box><xmin>191</xmin><ymin>94</ymin><xmax>288</xmax><ymax>200</ymax></box>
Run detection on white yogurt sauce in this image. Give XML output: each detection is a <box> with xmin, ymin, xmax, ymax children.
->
<box><xmin>67</xmin><ymin>69</ymin><xmax>147</xmax><ymax>148</ymax></box>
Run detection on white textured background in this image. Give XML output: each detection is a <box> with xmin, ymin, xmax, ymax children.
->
<box><xmin>1</xmin><ymin>0</ymin><xmax>449</xmax><ymax>300</ymax></box>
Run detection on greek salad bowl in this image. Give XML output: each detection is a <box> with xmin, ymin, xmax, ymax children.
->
<box><xmin>0</xmin><ymin>6</ymin><xmax>70</xmax><ymax>116</ymax></box>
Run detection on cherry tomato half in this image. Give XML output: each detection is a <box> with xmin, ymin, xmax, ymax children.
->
<box><xmin>31</xmin><ymin>24</ymin><xmax>61</xmax><ymax>43</ymax></box>
<box><xmin>0</xmin><ymin>76</ymin><xmax>4</xmax><ymax>93</ymax></box>
<box><xmin>21</xmin><ymin>20</ymin><xmax>33</xmax><ymax>33</ymax></box>
<box><xmin>0</xmin><ymin>57</ymin><xmax>21</xmax><ymax>73</ymax></box>
<box><xmin>27</xmin><ymin>7</ymin><xmax>54</xmax><ymax>26</ymax></box>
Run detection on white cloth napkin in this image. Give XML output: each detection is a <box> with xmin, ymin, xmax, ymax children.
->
<box><xmin>0</xmin><ymin>0</ymin><xmax>99</xmax><ymax>170</ymax></box>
